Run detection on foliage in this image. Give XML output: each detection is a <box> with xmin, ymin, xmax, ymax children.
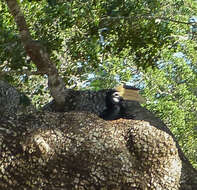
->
<box><xmin>1</xmin><ymin>0</ymin><xmax>178</xmax><ymax>82</ymax></box>
<box><xmin>142</xmin><ymin>41</ymin><xmax>197</xmax><ymax>167</ymax></box>
<box><xmin>0</xmin><ymin>0</ymin><xmax>173</xmax><ymax>102</ymax></box>
<box><xmin>1</xmin><ymin>0</ymin><xmax>197</xmax><ymax>167</ymax></box>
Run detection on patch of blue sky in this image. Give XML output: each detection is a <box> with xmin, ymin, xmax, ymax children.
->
<box><xmin>173</xmin><ymin>52</ymin><xmax>185</xmax><ymax>58</ymax></box>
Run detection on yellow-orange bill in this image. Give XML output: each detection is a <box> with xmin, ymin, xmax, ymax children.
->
<box><xmin>115</xmin><ymin>85</ymin><xmax>145</xmax><ymax>103</ymax></box>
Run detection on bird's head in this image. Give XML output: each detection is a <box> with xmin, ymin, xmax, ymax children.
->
<box><xmin>111</xmin><ymin>91</ymin><xmax>123</xmax><ymax>104</ymax></box>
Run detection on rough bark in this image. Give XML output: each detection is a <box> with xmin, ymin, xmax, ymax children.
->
<box><xmin>0</xmin><ymin>112</ymin><xmax>182</xmax><ymax>189</ymax></box>
<box><xmin>1</xmin><ymin>81</ymin><xmax>197</xmax><ymax>189</ymax></box>
<box><xmin>123</xmin><ymin>101</ymin><xmax>197</xmax><ymax>190</ymax></box>
<box><xmin>0</xmin><ymin>111</ymin><xmax>197</xmax><ymax>190</ymax></box>
<box><xmin>0</xmin><ymin>80</ymin><xmax>35</xmax><ymax>117</ymax></box>
<box><xmin>43</xmin><ymin>90</ymin><xmax>197</xmax><ymax>190</ymax></box>
<box><xmin>43</xmin><ymin>89</ymin><xmax>115</xmax><ymax>116</ymax></box>
<box><xmin>5</xmin><ymin>0</ymin><xmax>66</xmax><ymax>111</ymax></box>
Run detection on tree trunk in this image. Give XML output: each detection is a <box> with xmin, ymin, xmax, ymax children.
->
<box><xmin>0</xmin><ymin>111</ymin><xmax>197</xmax><ymax>189</ymax></box>
<box><xmin>5</xmin><ymin>0</ymin><xmax>66</xmax><ymax>111</ymax></box>
<box><xmin>0</xmin><ymin>81</ymin><xmax>197</xmax><ymax>189</ymax></box>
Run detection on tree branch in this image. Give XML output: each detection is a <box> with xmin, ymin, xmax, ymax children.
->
<box><xmin>5</xmin><ymin>0</ymin><xmax>67</xmax><ymax>111</ymax></box>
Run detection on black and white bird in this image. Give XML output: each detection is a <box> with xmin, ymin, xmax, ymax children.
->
<box><xmin>99</xmin><ymin>90</ymin><xmax>124</xmax><ymax>120</ymax></box>
<box><xmin>43</xmin><ymin>84</ymin><xmax>145</xmax><ymax>121</ymax></box>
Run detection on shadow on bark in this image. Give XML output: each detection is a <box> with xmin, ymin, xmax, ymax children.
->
<box><xmin>0</xmin><ymin>81</ymin><xmax>197</xmax><ymax>189</ymax></box>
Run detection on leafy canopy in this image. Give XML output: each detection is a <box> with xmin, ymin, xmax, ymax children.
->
<box><xmin>1</xmin><ymin>0</ymin><xmax>185</xmax><ymax>85</ymax></box>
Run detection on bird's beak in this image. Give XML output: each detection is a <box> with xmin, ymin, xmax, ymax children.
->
<box><xmin>115</xmin><ymin>85</ymin><xmax>145</xmax><ymax>103</ymax></box>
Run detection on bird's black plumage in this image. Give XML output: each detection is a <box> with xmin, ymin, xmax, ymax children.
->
<box><xmin>99</xmin><ymin>90</ymin><xmax>134</xmax><ymax>120</ymax></box>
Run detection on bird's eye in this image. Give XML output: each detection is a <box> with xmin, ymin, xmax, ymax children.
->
<box><xmin>112</xmin><ymin>92</ymin><xmax>121</xmax><ymax>103</ymax></box>
<box><xmin>112</xmin><ymin>92</ymin><xmax>120</xmax><ymax>98</ymax></box>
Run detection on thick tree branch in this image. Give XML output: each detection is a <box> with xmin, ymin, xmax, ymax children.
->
<box><xmin>0</xmin><ymin>111</ymin><xmax>197</xmax><ymax>189</ymax></box>
<box><xmin>4</xmin><ymin>0</ymin><xmax>32</xmax><ymax>42</ymax></box>
<box><xmin>1</xmin><ymin>80</ymin><xmax>197</xmax><ymax>189</ymax></box>
<box><xmin>5</xmin><ymin>0</ymin><xmax>66</xmax><ymax>111</ymax></box>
